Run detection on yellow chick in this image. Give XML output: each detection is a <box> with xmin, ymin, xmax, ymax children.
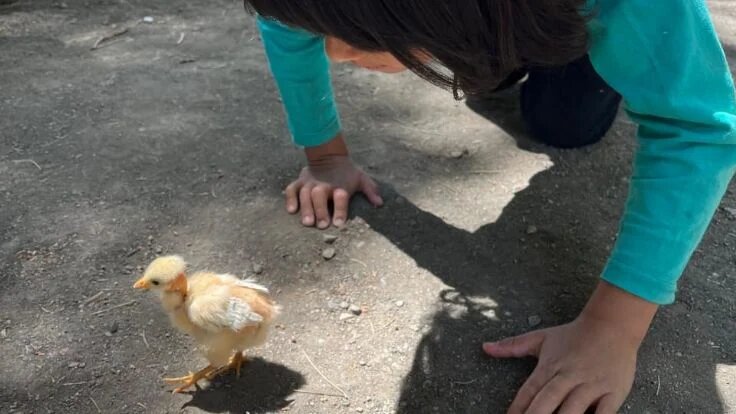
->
<box><xmin>133</xmin><ymin>255</ymin><xmax>279</xmax><ymax>393</ymax></box>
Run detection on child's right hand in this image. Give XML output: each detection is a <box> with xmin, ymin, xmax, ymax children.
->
<box><xmin>285</xmin><ymin>155</ymin><xmax>383</xmax><ymax>229</ymax></box>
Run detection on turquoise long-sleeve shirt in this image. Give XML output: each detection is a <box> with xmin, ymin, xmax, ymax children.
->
<box><xmin>256</xmin><ymin>0</ymin><xmax>736</xmax><ymax>304</ymax></box>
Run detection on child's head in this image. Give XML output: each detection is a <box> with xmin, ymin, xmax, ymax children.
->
<box><xmin>247</xmin><ymin>0</ymin><xmax>590</xmax><ymax>97</ymax></box>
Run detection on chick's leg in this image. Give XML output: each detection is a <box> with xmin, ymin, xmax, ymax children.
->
<box><xmin>211</xmin><ymin>351</ymin><xmax>249</xmax><ymax>378</ymax></box>
<box><xmin>163</xmin><ymin>365</ymin><xmax>218</xmax><ymax>393</ymax></box>
<box><xmin>229</xmin><ymin>351</ymin><xmax>246</xmax><ymax>378</ymax></box>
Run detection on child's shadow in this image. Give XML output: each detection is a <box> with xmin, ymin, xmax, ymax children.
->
<box><xmin>181</xmin><ymin>358</ymin><xmax>304</xmax><ymax>413</ymax></box>
<box><xmin>352</xmin><ymin>88</ymin><xmax>733</xmax><ymax>412</ymax></box>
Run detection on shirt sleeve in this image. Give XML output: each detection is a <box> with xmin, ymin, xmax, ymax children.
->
<box><xmin>588</xmin><ymin>0</ymin><xmax>736</xmax><ymax>304</ymax></box>
<box><xmin>257</xmin><ymin>17</ymin><xmax>341</xmax><ymax>147</ymax></box>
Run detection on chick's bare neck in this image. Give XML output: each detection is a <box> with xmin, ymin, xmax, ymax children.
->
<box><xmin>160</xmin><ymin>289</ymin><xmax>186</xmax><ymax>312</ymax></box>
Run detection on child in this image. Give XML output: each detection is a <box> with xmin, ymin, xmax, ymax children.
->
<box><xmin>246</xmin><ymin>1</ymin><xmax>736</xmax><ymax>412</ymax></box>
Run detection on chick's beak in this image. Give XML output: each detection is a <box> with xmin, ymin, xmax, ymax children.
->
<box><xmin>133</xmin><ymin>278</ymin><xmax>150</xmax><ymax>289</ymax></box>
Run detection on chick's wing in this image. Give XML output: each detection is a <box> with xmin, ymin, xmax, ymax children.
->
<box><xmin>187</xmin><ymin>285</ymin><xmax>264</xmax><ymax>332</ymax></box>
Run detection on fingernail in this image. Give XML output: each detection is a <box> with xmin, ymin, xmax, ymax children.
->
<box><xmin>302</xmin><ymin>217</ymin><xmax>314</xmax><ymax>226</ymax></box>
<box><xmin>318</xmin><ymin>220</ymin><xmax>328</xmax><ymax>228</ymax></box>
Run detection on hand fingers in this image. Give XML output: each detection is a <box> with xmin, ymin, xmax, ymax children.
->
<box><xmin>558</xmin><ymin>384</ymin><xmax>603</xmax><ymax>414</ymax></box>
<box><xmin>360</xmin><ymin>176</ymin><xmax>383</xmax><ymax>207</ymax></box>
<box><xmin>299</xmin><ymin>184</ymin><xmax>315</xmax><ymax>226</ymax></box>
<box><xmin>483</xmin><ymin>330</ymin><xmax>545</xmax><ymax>358</ymax></box>
<box><xmin>332</xmin><ymin>188</ymin><xmax>350</xmax><ymax>227</ymax></box>
<box><xmin>507</xmin><ymin>367</ymin><xmax>555</xmax><ymax>414</ymax></box>
<box><xmin>285</xmin><ymin>181</ymin><xmax>302</xmax><ymax>214</ymax></box>
<box><xmin>525</xmin><ymin>374</ymin><xmax>579</xmax><ymax>414</ymax></box>
<box><xmin>595</xmin><ymin>393</ymin><xmax>623</xmax><ymax>414</ymax></box>
<box><xmin>310</xmin><ymin>185</ymin><xmax>332</xmax><ymax>229</ymax></box>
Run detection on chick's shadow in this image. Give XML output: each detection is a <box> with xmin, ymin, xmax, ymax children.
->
<box><xmin>181</xmin><ymin>358</ymin><xmax>304</xmax><ymax>413</ymax></box>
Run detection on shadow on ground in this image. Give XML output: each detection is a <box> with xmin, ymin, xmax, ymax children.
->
<box><xmin>181</xmin><ymin>358</ymin><xmax>304</xmax><ymax>413</ymax></box>
<box><xmin>354</xmin><ymin>86</ymin><xmax>736</xmax><ymax>412</ymax></box>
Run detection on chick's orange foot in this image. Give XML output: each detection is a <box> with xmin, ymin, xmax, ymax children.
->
<box><xmin>163</xmin><ymin>365</ymin><xmax>218</xmax><ymax>393</ymax></box>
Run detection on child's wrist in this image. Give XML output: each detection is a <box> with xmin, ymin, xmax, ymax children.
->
<box><xmin>305</xmin><ymin>133</ymin><xmax>349</xmax><ymax>167</ymax></box>
<box><xmin>579</xmin><ymin>280</ymin><xmax>658</xmax><ymax>346</ymax></box>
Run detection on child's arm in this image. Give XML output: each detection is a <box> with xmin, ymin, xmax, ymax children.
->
<box><xmin>257</xmin><ymin>17</ymin><xmax>341</xmax><ymax>147</ymax></box>
<box><xmin>258</xmin><ymin>18</ymin><xmax>383</xmax><ymax>227</ymax></box>
<box><xmin>588</xmin><ymin>0</ymin><xmax>736</xmax><ymax>305</ymax></box>
<box><xmin>488</xmin><ymin>1</ymin><xmax>736</xmax><ymax>412</ymax></box>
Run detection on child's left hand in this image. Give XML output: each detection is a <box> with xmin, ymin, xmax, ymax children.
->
<box><xmin>483</xmin><ymin>281</ymin><xmax>658</xmax><ymax>414</ymax></box>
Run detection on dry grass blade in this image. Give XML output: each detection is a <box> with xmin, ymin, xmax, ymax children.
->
<box><xmin>293</xmin><ymin>389</ymin><xmax>346</xmax><ymax>398</ymax></box>
<box><xmin>83</xmin><ymin>291</ymin><xmax>105</xmax><ymax>306</ymax></box>
<box><xmin>300</xmin><ymin>348</ymin><xmax>348</xmax><ymax>399</ymax></box>
<box><xmin>12</xmin><ymin>159</ymin><xmax>41</xmax><ymax>170</ymax></box>
<box><xmin>89</xmin><ymin>397</ymin><xmax>101</xmax><ymax>413</ymax></box>
<box><xmin>91</xmin><ymin>300</ymin><xmax>136</xmax><ymax>316</ymax></box>
<box><xmin>92</xmin><ymin>27</ymin><xmax>129</xmax><ymax>50</ymax></box>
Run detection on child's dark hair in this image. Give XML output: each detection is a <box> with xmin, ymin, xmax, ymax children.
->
<box><xmin>245</xmin><ymin>0</ymin><xmax>591</xmax><ymax>98</ymax></box>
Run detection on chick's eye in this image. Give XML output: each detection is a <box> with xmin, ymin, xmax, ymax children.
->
<box><xmin>151</xmin><ymin>280</ymin><xmax>160</xmax><ymax>286</ymax></box>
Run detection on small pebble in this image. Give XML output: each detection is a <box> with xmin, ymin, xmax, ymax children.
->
<box><xmin>339</xmin><ymin>313</ymin><xmax>355</xmax><ymax>321</ymax></box>
<box><xmin>723</xmin><ymin>207</ymin><xmax>736</xmax><ymax>219</ymax></box>
<box><xmin>449</xmin><ymin>150</ymin><xmax>464</xmax><ymax>159</ymax></box>
<box><xmin>252</xmin><ymin>264</ymin><xmax>264</xmax><ymax>275</ymax></box>
<box><xmin>322</xmin><ymin>248</ymin><xmax>336</xmax><ymax>260</ymax></box>
<box><xmin>155</xmin><ymin>246</ymin><xmax>163</xmax><ymax>254</ymax></box>
<box><xmin>359</xmin><ymin>360</ymin><xmax>367</xmax><ymax>366</ymax></box>
<box><xmin>527</xmin><ymin>315</ymin><xmax>542</xmax><ymax>327</ymax></box>
<box><xmin>323</xmin><ymin>234</ymin><xmax>338</xmax><ymax>244</ymax></box>
<box><xmin>395</xmin><ymin>300</ymin><xmax>405</xmax><ymax>307</ymax></box>
<box><xmin>349</xmin><ymin>304</ymin><xmax>362</xmax><ymax>316</ymax></box>
<box><xmin>0</xmin><ymin>328</ymin><xmax>6</xmax><ymax>338</ymax></box>
<box><xmin>108</xmin><ymin>321</ymin><xmax>119</xmax><ymax>334</ymax></box>
<box><xmin>142</xmin><ymin>16</ymin><xmax>154</xmax><ymax>23</ymax></box>
<box><xmin>526</xmin><ymin>225</ymin><xmax>538</xmax><ymax>235</ymax></box>
<box><xmin>339</xmin><ymin>301</ymin><xmax>350</xmax><ymax>310</ymax></box>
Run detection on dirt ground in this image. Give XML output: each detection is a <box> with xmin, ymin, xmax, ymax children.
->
<box><xmin>1</xmin><ymin>1</ymin><xmax>735</xmax><ymax>413</ymax></box>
